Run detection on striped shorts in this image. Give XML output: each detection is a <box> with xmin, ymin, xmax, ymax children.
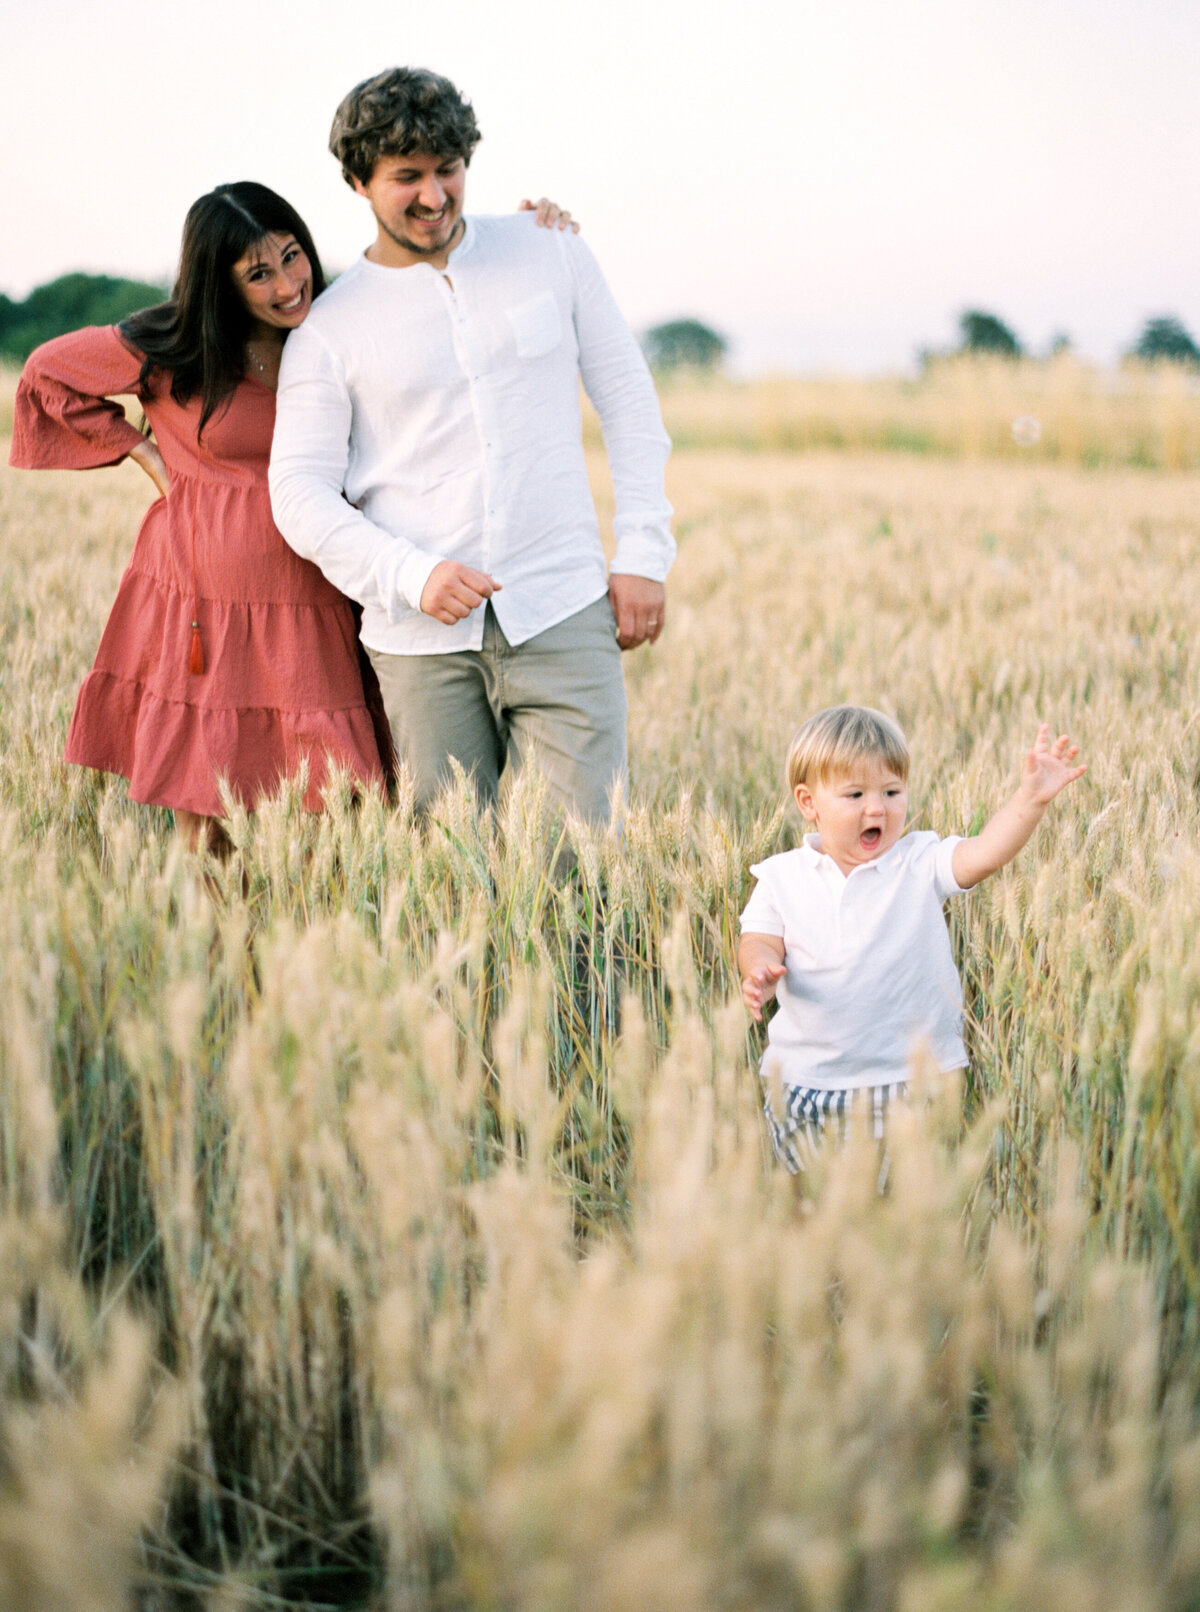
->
<box><xmin>762</xmin><ymin>1077</ymin><xmax>909</xmax><ymax>1176</ymax></box>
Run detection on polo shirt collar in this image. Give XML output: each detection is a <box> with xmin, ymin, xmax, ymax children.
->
<box><xmin>800</xmin><ymin>831</ymin><xmax>904</xmax><ymax>882</ymax></box>
<box><xmin>799</xmin><ymin>834</ymin><xmax>844</xmax><ymax>883</ymax></box>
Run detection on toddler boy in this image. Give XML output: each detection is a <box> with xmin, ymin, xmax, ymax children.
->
<box><xmin>739</xmin><ymin>705</ymin><xmax>1085</xmax><ymax>1171</ymax></box>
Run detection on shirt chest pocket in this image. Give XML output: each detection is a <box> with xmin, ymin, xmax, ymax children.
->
<box><xmin>505</xmin><ymin>293</ymin><xmax>563</xmax><ymax>359</ymax></box>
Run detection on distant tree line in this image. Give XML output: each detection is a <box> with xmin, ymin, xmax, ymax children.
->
<box><xmin>922</xmin><ymin>308</ymin><xmax>1200</xmax><ymax>368</ymax></box>
<box><xmin>641</xmin><ymin>318</ymin><xmax>728</xmax><ymax>375</ymax></box>
<box><xmin>0</xmin><ymin>273</ymin><xmax>168</xmax><ymax>364</ymax></box>
<box><xmin>1128</xmin><ymin>315</ymin><xmax>1200</xmax><ymax>366</ymax></box>
<box><xmin>3</xmin><ymin>275</ymin><xmax>1197</xmax><ymax>375</ymax></box>
<box><xmin>641</xmin><ymin>309</ymin><xmax>1200</xmax><ymax>377</ymax></box>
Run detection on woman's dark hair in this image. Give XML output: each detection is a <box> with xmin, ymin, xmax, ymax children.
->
<box><xmin>120</xmin><ymin>182</ymin><xmax>326</xmax><ymax>436</ymax></box>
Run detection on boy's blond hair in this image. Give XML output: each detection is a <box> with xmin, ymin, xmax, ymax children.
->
<box><xmin>785</xmin><ymin>705</ymin><xmax>910</xmax><ymax>792</ymax></box>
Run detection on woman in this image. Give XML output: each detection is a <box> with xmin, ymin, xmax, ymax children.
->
<box><xmin>10</xmin><ymin>182</ymin><xmax>573</xmax><ymax>849</ymax></box>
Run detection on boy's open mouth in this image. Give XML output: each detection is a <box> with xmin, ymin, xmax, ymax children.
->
<box><xmin>861</xmin><ymin>828</ymin><xmax>882</xmax><ymax>846</ymax></box>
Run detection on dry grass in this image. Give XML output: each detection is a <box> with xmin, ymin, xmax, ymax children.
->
<box><xmin>625</xmin><ymin>355</ymin><xmax>1200</xmax><ymax>470</ymax></box>
<box><xmin>1</xmin><ymin>362</ymin><xmax>1200</xmax><ymax>1607</ymax></box>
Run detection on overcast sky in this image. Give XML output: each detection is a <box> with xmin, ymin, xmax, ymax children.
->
<box><xmin>4</xmin><ymin>0</ymin><xmax>1196</xmax><ymax>372</ymax></box>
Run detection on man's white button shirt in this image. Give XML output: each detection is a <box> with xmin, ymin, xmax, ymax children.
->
<box><xmin>269</xmin><ymin>214</ymin><xmax>673</xmax><ymax>655</ymax></box>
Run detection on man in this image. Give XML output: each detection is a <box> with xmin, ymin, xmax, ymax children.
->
<box><xmin>269</xmin><ymin>67</ymin><xmax>674</xmax><ymax>826</ymax></box>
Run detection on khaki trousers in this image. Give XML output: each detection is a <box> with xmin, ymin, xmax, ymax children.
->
<box><xmin>367</xmin><ymin>595</ymin><xmax>628</xmax><ymax>825</ymax></box>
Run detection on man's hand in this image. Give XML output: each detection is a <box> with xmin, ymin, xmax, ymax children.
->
<box><xmin>420</xmin><ymin>561</ymin><xmax>501</xmax><ymax>624</ymax></box>
<box><xmin>608</xmin><ymin>574</ymin><xmax>665</xmax><ymax>650</ymax></box>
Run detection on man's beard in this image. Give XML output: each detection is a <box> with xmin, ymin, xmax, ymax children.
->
<box><xmin>377</xmin><ymin>207</ymin><xmax>463</xmax><ymax>258</ymax></box>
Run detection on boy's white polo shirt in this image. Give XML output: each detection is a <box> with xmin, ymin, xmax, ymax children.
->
<box><xmin>740</xmin><ymin>830</ymin><xmax>968</xmax><ymax>1090</ymax></box>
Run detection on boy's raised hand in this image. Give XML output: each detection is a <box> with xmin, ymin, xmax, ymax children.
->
<box><xmin>952</xmin><ymin>720</ymin><xmax>1087</xmax><ymax>889</ymax></box>
<box><xmin>1020</xmin><ymin>723</ymin><xmax>1087</xmax><ymax>805</ymax></box>
<box><xmin>742</xmin><ymin>962</ymin><xmax>786</xmax><ymax>1022</ymax></box>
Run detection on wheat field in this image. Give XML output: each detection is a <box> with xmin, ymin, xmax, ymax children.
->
<box><xmin>1</xmin><ymin>360</ymin><xmax>1199</xmax><ymax>1610</ymax></box>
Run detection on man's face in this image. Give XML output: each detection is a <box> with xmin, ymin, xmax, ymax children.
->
<box><xmin>353</xmin><ymin>151</ymin><xmax>467</xmax><ymax>268</ymax></box>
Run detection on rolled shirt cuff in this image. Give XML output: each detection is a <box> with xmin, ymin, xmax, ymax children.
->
<box><xmin>609</xmin><ymin>535</ymin><xmax>675</xmax><ymax>583</ymax></box>
<box><xmin>391</xmin><ymin>546</ymin><xmax>441</xmax><ymax>620</ymax></box>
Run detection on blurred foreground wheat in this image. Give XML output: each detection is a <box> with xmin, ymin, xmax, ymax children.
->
<box><xmin>1</xmin><ymin>364</ymin><xmax>1200</xmax><ymax>1607</ymax></box>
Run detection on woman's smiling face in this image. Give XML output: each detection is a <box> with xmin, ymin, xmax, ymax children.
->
<box><xmin>232</xmin><ymin>232</ymin><xmax>313</xmax><ymax>333</ymax></box>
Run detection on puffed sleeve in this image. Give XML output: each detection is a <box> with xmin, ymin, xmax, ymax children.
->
<box><xmin>9</xmin><ymin>326</ymin><xmax>148</xmax><ymax>470</ymax></box>
<box><xmin>932</xmin><ymin>835</ymin><xmax>968</xmax><ymax>900</ymax></box>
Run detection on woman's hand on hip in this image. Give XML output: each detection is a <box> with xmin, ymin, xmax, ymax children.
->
<box><xmin>129</xmin><ymin>439</ymin><xmax>171</xmax><ymax>500</ymax></box>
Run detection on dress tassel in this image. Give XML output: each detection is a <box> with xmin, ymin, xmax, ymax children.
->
<box><xmin>189</xmin><ymin>621</ymin><xmax>205</xmax><ymax>676</ymax></box>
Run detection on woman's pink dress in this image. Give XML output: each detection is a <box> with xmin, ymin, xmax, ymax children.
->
<box><xmin>10</xmin><ymin>325</ymin><xmax>390</xmax><ymax>816</ymax></box>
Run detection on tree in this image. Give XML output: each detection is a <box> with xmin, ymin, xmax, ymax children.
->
<box><xmin>956</xmin><ymin>309</ymin><xmax>1023</xmax><ymax>359</ymax></box>
<box><xmin>1128</xmin><ymin>315</ymin><xmax>1200</xmax><ymax>367</ymax></box>
<box><xmin>0</xmin><ymin>273</ymin><xmax>168</xmax><ymax>364</ymax></box>
<box><xmin>642</xmin><ymin>318</ymin><xmax>727</xmax><ymax>374</ymax></box>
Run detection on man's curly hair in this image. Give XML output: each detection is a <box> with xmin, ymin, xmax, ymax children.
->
<box><xmin>329</xmin><ymin>68</ymin><xmax>482</xmax><ymax>188</ymax></box>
